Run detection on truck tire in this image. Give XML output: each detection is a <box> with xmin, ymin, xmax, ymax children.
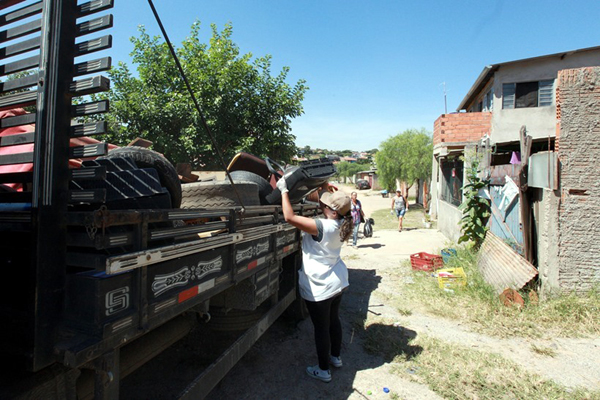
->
<box><xmin>227</xmin><ymin>170</ymin><xmax>273</xmax><ymax>205</ymax></box>
<box><xmin>207</xmin><ymin>308</ymin><xmax>264</xmax><ymax>331</ymax></box>
<box><xmin>180</xmin><ymin>181</ymin><xmax>260</xmax><ymax>209</ymax></box>
<box><xmin>101</xmin><ymin>146</ymin><xmax>182</xmax><ymax>208</ymax></box>
<box><xmin>284</xmin><ymin>286</ymin><xmax>309</xmax><ymax>321</ymax></box>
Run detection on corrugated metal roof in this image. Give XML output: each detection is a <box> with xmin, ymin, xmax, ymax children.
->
<box><xmin>478</xmin><ymin>232</ymin><xmax>538</xmax><ymax>293</ymax></box>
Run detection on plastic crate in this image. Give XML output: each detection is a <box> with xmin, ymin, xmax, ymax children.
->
<box><xmin>410</xmin><ymin>252</ymin><xmax>444</xmax><ymax>272</ymax></box>
<box><xmin>437</xmin><ymin>267</ymin><xmax>467</xmax><ymax>289</ymax></box>
<box><xmin>441</xmin><ymin>248</ymin><xmax>457</xmax><ymax>264</ymax></box>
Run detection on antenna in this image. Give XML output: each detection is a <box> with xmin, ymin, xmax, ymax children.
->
<box><xmin>441</xmin><ymin>82</ymin><xmax>448</xmax><ymax>114</ymax></box>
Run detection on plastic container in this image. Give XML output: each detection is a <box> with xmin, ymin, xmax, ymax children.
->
<box><xmin>441</xmin><ymin>248</ymin><xmax>457</xmax><ymax>264</ymax></box>
<box><xmin>410</xmin><ymin>252</ymin><xmax>444</xmax><ymax>272</ymax></box>
<box><xmin>437</xmin><ymin>267</ymin><xmax>467</xmax><ymax>289</ymax></box>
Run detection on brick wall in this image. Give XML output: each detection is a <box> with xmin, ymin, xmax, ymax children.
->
<box><xmin>556</xmin><ymin>67</ymin><xmax>600</xmax><ymax>293</ymax></box>
<box><xmin>433</xmin><ymin>112</ymin><xmax>492</xmax><ymax>145</ymax></box>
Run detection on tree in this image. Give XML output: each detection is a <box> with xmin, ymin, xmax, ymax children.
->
<box><xmin>375</xmin><ymin>128</ymin><xmax>433</xmax><ymax>191</ymax></box>
<box><xmin>97</xmin><ymin>22</ymin><xmax>308</xmax><ymax>168</ymax></box>
<box><xmin>335</xmin><ymin>161</ymin><xmax>363</xmax><ymax>183</ymax></box>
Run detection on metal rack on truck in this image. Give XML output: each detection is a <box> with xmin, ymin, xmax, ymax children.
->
<box><xmin>0</xmin><ymin>1</ymin><xmax>328</xmax><ymax>398</ymax></box>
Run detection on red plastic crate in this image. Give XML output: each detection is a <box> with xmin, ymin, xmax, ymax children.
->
<box><xmin>410</xmin><ymin>252</ymin><xmax>444</xmax><ymax>272</ymax></box>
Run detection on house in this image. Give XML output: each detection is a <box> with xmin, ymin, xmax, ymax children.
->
<box><xmin>430</xmin><ymin>46</ymin><xmax>600</xmax><ymax>294</ymax></box>
<box><xmin>355</xmin><ymin>169</ymin><xmax>381</xmax><ymax>190</ymax></box>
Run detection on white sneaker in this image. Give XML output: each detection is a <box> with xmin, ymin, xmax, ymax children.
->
<box><xmin>306</xmin><ymin>365</ymin><xmax>331</xmax><ymax>383</ymax></box>
<box><xmin>330</xmin><ymin>355</ymin><xmax>343</xmax><ymax>368</ymax></box>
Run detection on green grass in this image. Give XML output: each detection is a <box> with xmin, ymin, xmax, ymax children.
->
<box><xmin>386</xmin><ymin>245</ymin><xmax>600</xmax><ymax>339</ymax></box>
<box><xmin>371</xmin><ymin>204</ymin><xmax>436</xmax><ymax>231</ymax></box>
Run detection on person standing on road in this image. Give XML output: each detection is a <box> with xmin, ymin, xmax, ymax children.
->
<box><xmin>350</xmin><ymin>191</ymin><xmax>364</xmax><ymax>248</ymax></box>
<box><xmin>277</xmin><ymin>177</ymin><xmax>352</xmax><ymax>383</ymax></box>
<box><xmin>391</xmin><ymin>189</ymin><xmax>407</xmax><ymax>232</ymax></box>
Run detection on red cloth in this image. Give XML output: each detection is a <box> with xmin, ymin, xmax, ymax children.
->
<box><xmin>0</xmin><ymin>108</ymin><xmax>118</xmax><ymax>190</ymax></box>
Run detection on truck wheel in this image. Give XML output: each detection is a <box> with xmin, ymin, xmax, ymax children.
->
<box><xmin>101</xmin><ymin>146</ymin><xmax>182</xmax><ymax>208</ymax></box>
<box><xmin>207</xmin><ymin>308</ymin><xmax>264</xmax><ymax>331</ymax></box>
<box><xmin>227</xmin><ymin>170</ymin><xmax>273</xmax><ymax>205</ymax></box>
<box><xmin>180</xmin><ymin>181</ymin><xmax>260</xmax><ymax>209</ymax></box>
<box><xmin>284</xmin><ymin>287</ymin><xmax>309</xmax><ymax>321</ymax></box>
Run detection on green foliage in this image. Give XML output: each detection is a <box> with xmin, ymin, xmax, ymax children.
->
<box><xmin>335</xmin><ymin>161</ymin><xmax>364</xmax><ymax>181</ymax></box>
<box><xmin>1</xmin><ymin>71</ymin><xmax>37</xmax><ymax>113</ymax></box>
<box><xmin>375</xmin><ymin>128</ymin><xmax>433</xmax><ymax>191</ymax></box>
<box><xmin>458</xmin><ymin>157</ymin><xmax>491</xmax><ymax>246</ymax></box>
<box><xmin>96</xmin><ymin>22</ymin><xmax>307</xmax><ymax>168</ymax></box>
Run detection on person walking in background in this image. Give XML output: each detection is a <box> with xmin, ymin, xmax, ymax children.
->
<box><xmin>391</xmin><ymin>189</ymin><xmax>407</xmax><ymax>232</ymax></box>
<box><xmin>350</xmin><ymin>191</ymin><xmax>364</xmax><ymax>248</ymax></box>
<box><xmin>277</xmin><ymin>177</ymin><xmax>353</xmax><ymax>383</ymax></box>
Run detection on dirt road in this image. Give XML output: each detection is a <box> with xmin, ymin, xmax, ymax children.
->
<box><xmin>207</xmin><ymin>189</ymin><xmax>449</xmax><ymax>399</ymax></box>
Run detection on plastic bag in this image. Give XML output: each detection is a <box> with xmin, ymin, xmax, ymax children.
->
<box><xmin>363</xmin><ymin>218</ymin><xmax>373</xmax><ymax>238</ymax></box>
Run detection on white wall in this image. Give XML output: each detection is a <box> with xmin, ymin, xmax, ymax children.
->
<box><xmin>430</xmin><ymin>154</ymin><xmax>440</xmax><ymax>218</ymax></box>
<box><xmin>532</xmin><ymin>188</ymin><xmax>561</xmax><ymax>297</ymax></box>
<box><xmin>437</xmin><ymin>200</ymin><xmax>462</xmax><ymax>242</ymax></box>
<box><xmin>490</xmin><ymin>50</ymin><xmax>600</xmax><ymax>143</ymax></box>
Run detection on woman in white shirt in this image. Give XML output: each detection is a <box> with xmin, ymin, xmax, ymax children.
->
<box><xmin>391</xmin><ymin>189</ymin><xmax>408</xmax><ymax>232</ymax></box>
<box><xmin>277</xmin><ymin>178</ymin><xmax>353</xmax><ymax>383</ymax></box>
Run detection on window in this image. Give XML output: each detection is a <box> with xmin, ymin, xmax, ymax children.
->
<box><xmin>502</xmin><ymin>80</ymin><xmax>554</xmax><ymax>109</ymax></box>
<box><xmin>483</xmin><ymin>89</ymin><xmax>493</xmax><ymax>111</ymax></box>
<box><xmin>440</xmin><ymin>158</ymin><xmax>463</xmax><ymax>207</ymax></box>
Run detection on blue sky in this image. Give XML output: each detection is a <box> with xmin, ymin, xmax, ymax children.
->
<box><xmin>105</xmin><ymin>0</ymin><xmax>600</xmax><ymax>151</ymax></box>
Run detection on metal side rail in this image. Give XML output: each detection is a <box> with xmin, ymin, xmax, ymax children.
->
<box><xmin>178</xmin><ymin>288</ymin><xmax>296</xmax><ymax>400</ymax></box>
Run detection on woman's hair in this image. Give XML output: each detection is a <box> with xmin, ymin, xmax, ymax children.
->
<box><xmin>338</xmin><ymin>213</ymin><xmax>353</xmax><ymax>242</ymax></box>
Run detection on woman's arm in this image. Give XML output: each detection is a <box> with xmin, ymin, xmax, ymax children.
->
<box><xmin>280</xmin><ymin>185</ymin><xmax>318</xmax><ymax>236</ymax></box>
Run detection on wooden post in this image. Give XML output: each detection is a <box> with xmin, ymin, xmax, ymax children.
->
<box><xmin>518</xmin><ymin>126</ymin><xmax>534</xmax><ymax>263</ymax></box>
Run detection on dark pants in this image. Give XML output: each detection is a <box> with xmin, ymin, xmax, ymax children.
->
<box><xmin>304</xmin><ymin>293</ymin><xmax>343</xmax><ymax>370</ymax></box>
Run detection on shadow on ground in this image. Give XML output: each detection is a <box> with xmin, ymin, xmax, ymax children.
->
<box><xmin>357</xmin><ymin>243</ymin><xmax>385</xmax><ymax>249</ymax></box>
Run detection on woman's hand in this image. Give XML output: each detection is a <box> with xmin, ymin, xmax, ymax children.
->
<box><xmin>276</xmin><ymin>177</ymin><xmax>289</xmax><ymax>194</ymax></box>
<box><xmin>320</xmin><ymin>182</ymin><xmax>337</xmax><ymax>193</ymax></box>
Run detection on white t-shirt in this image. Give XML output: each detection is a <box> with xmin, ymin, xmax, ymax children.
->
<box><xmin>298</xmin><ymin>218</ymin><xmax>349</xmax><ymax>302</ymax></box>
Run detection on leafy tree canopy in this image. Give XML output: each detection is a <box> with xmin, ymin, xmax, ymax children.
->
<box><xmin>97</xmin><ymin>22</ymin><xmax>308</xmax><ymax>169</ymax></box>
<box><xmin>375</xmin><ymin>128</ymin><xmax>433</xmax><ymax>191</ymax></box>
<box><xmin>335</xmin><ymin>161</ymin><xmax>364</xmax><ymax>180</ymax></box>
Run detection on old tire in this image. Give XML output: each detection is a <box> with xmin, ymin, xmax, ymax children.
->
<box><xmin>228</xmin><ymin>170</ymin><xmax>273</xmax><ymax>205</ymax></box>
<box><xmin>207</xmin><ymin>308</ymin><xmax>264</xmax><ymax>331</ymax></box>
<box><xmin>180</xmin><ymin>181</ymin><xmax>260</xmax><ymax>209</ymax></box>
<box><xmin>101</xmin><ymin>146</ymin><xmax>182</xmax><ymax>208</ymax></box>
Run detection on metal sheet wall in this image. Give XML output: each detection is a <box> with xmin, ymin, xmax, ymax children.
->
<box><xmin>489</xmin><ymin>185</ymin><xmax>524</xmax><ymax>255</ymax></box>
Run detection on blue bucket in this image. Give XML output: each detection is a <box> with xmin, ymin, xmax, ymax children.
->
<box><xmin>441</xmin><ymin>248</ymin><xmax>457</xmax><ymax>264</ymax></box>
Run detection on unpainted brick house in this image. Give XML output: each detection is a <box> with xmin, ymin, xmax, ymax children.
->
<box><xmin>430</xmin><ymin>46</ymin><xmax>600</xmax><ymax>294</ymax></box>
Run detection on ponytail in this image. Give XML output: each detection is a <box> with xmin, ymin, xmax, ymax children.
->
<box><xmin>339</xmin><ymin>213</ymin><xmax>353</xmax><ymax>242</ymax></box>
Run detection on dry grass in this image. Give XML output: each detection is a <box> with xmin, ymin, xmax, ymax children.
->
<box><xmin>392</xmin><ymin>246</ymin><xmax>600</xmax><ymax>339</ymax></box>
<box><xmin>371</xmin><ymin>205</ymin><xmax>435</xmax><ymax>231</ymax></box>
<box><xmin>530</xmin><ymin>344</ymin><xmax>558</xmax><ymax>357</ymax></box>
<box><xmin>360</xmin><ymin>317</ymin><xmax>598</xmax><ymax>399</ymax></box>
<box><xmin>390</xmin><ymin>335</ymin><xmax>598</xmax><ymax>400</ymax></box>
